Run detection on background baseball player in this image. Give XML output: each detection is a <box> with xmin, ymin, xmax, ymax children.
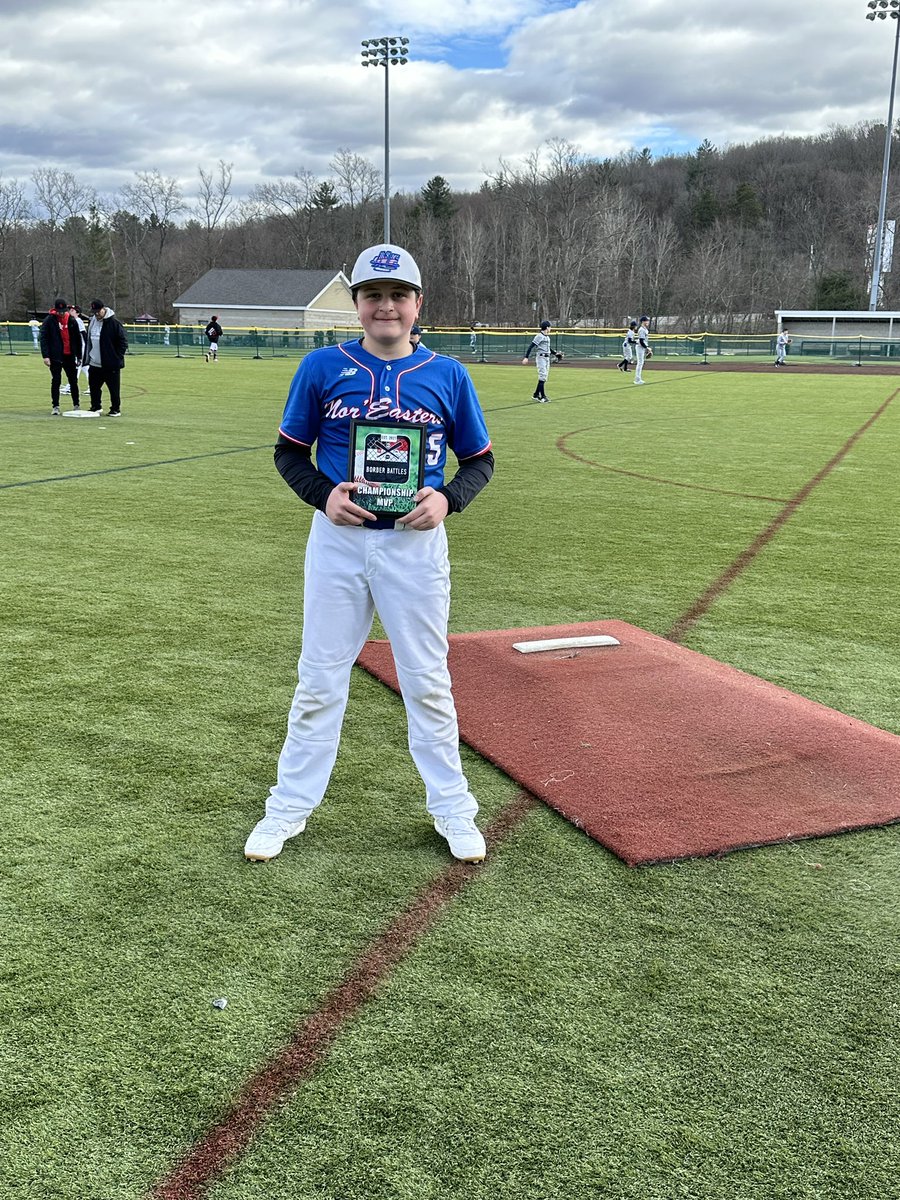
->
<box><xmin>634</xmin><ymin>315</ymin><xmax>652</xmax><ymax>385</ymax></box>
<box><xmin>522</xmin><ymin>319</ymin><xmax>562</xmax><ymax>402</ymax></box>
<box><xmin>617</xmin><ymin>321</ymin><xmax>637</xmax><ymax>372</ymax></box>
<box><xmin>244</xmin><ymin>242</ymin><xmax>494</xmax><ymax>866</ymax></box>
<box><xmin>775</xmin><ymin>328</ymin><xmax>791</xmax><ymax>367</ymax></box>
<box><xmin>204</xmin><ymin>315</ymin><xmax>222</xmax><ymax>362</ymax></box>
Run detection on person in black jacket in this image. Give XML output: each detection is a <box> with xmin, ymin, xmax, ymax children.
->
<box><xmin>39</xmin><ymin>298</ymin><xmax>82</xmax><ymax>414</ymax></box>
<box><xmin>86</xmin><ymin>300</ymin><xmax>129</xmax><ymax>416</ymax></box>
<box><xmin>204</xmin><ymin>315</ymin><xmax>222</xmax><ymax>362</ymax></box>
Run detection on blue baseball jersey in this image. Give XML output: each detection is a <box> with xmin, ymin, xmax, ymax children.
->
<box><xmin>279</xmin><ymin>340</ymin><xmax>492</xmax><ymax>489</ymax></box>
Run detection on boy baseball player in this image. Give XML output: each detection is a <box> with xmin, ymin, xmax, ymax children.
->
<box><xmin>634</xmin><ymin>315</ymin><xmax>652</xmax><ymax>385</ymax></box>
<box><xmin>204</xmin><ymin>315</ymin><xmax>222</xmax><ymax>362</ymax></box>
<box><xmin>244</xmin><ymin>243</ymin><xmax>494</xmax><ymax>865</ymax></box>
<box><xmin>522</xmin><ymin>320</ymin><xmax>562</xmax><ymax>402</ymax></box>
<box><xmin>775</xmin><ymin>329</ymin><xmax>791</xmax><ymax>366</ymax></box>
<box><xmin>617</xmin><ymin>321</ymin><xmax>637</xmax><ymax>372</ymax></box>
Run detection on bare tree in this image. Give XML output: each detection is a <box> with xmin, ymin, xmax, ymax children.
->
<box><xmin>0</xmin><ymin>176</ymin><xmax>31</xmax><ymax>314</ymax></box>
<box><xmin>454</xmin><ymin>207</ymin><xmax>489</xmax><ymax>323</ymax></box>
<box><xmin>678</xmin><ymin>223</ymin><xmax>737</xmax><ymax>330</ymax></box>
<box><xmin>195</xmin><ymin>160</ymin><xmax>236</xmax><ymax>271</ymax></box>
<box><xmin>329</xmin><ymin>148</ymin><xmax>382</xmax><ymax>243</ymax></box>
<box><xmin>637</xmin><ymin>215</ymin><xmax>679</xmax><ymax>324</ymax></box>
<box><xmin>248</xmin><ymin>170</ymin><xmax>319</xmax><ymax>266</ymax></box>
<box><xmin>330</xmin><ymin>148</ymin><xmax>381</xmax><ymax>209</ymax></box>
<box><xmin>589</xmin><ymin>188</ymin><xmax>642</xmax><ymax>324</ymax></box>
<box><xmin>118</xmin><ymin>170</ymin><xmax>187</xmax><ymax>313</ymax></box>
<box><xmin>31</xmin><ymin>167</ymin><xmax>95</xmax><ymax>294</ymax></box>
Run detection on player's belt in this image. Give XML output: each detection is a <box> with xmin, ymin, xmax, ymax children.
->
<box><xmin>354</xmin><ymin>516</ymin><xmax>403</xmax><ymax>530</ymax></box>
<box><xmin>537</xmin><ymin>352</ymin><xmax>551</xmax><ymax>357</ymax></box>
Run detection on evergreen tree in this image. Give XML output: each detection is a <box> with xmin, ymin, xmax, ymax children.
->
<box><xmin>311</xmin><ymin>182</ymin><xmax>341</xmax><ymax>211</ymax></box>
<box><xmin>729</xmin><ymin>182</ymin><xmax>763</xmax><ymax>226</ymax></box>
<box><xmin>421</xmin><ymin>176</ymin><xmax>455</xmax><ymax>220</ymax></box>
<box><xmin>814</xmin><ymin>270</ymin><xmax>865</xmax><ymax>309</ymax></box>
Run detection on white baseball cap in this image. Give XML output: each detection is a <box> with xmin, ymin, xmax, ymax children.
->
<box><xmin>350</xmin><ymin>243</ymin><xmax>422</xmax><ymax>291</ymax></box>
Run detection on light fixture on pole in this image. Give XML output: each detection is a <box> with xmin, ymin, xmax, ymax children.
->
<box><xmin>361</xmin><ymin>36</ymin><xmax>410</xmax><ymax>242</ymax></box>
<box><xmin>865</xmin><ymin>0</ymin><xmax>900</xmax><ymax>310</ymax></box>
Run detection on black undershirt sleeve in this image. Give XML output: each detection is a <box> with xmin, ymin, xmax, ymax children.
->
<box><xmin>438</xmin><ymin>449</ymin><xmax>494</xmax><ymax>513</ymax></box>
<box><xmin>275</xmin><ymin>435</ymin><xmax>494</xmax><ymax>517</ymax></box>
<box><xmin>274</xmin><ymin>436</ymin><xmax>335</xmax><ymax>511</ymax></box>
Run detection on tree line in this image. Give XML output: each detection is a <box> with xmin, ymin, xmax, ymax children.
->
<box><xmin>1</xmin><ymin>124</ymin><xmax>896</xmax><ymax>331</ymax></box>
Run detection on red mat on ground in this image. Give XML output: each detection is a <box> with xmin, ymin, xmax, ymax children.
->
<box><xmin>357</xmin><ymin>620</ymin><xmax>900</xmax><ymax>865</ymax></box>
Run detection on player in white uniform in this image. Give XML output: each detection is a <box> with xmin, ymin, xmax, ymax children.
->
<box><xmin>617</xmin><ymin>321</ymin><xmax>637</xmax><ymax>372</ymax></box>
<box><xmin>244</xmin><ymin>244</ymin><xmax>494</xmax><ymax>865</ymax></box>
<box><xmin>775</xmin><ymin>329</ymin><xmax>791</xmax><ymax>366</ymax></box>
<box><xmin>522</xmin><ymin>320</ymin><xmax>562</xmax><ymax>402</ymax></box>
<box><xmin>68</xmin><ymin>306</ymin><xmax>89</xmax><ymax>390</ymax></box>
<box><xmin>634</xmin><ymin>315</ymin><xmax>651</xmax><ymax>384</ymax></box>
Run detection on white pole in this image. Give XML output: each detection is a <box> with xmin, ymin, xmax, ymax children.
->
<box><xmin>869</xmin><ymin>12</ymin><xmax>900</xmax><ymax>310</ymax></box>
<box><xmin>383</xmin><ymin>62</ymin><xmax>390</xmax><ymax>243</ymax></box>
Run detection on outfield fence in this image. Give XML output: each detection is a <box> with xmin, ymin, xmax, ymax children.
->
<box><xmin>5</xmin><ymin>322</ymin><xmax>900</xmax><ymax>365</ymax></box>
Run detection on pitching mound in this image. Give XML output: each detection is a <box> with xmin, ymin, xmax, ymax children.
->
<box><xmin>357</xmin><ymin>621</ymin><xmax>900</xmax><ymax>865</ymax></box>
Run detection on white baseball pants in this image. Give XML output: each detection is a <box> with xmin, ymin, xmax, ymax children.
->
<box><xmin>267</xmin><ymin>510</ymin><xmax>477</xmax><ymax>823</ymax></box>
<box><xmin>635</xmin><ymin>346</ymin><xmax>647</xmax><ymax>382</ymax></box>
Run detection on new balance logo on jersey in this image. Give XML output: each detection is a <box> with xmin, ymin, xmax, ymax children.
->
<box><xmin>338</xmin><ymin>367</ymin><xmax>359</xmax><ymax>377</ymax></box>
<box><xmin>369</xmin><ymin>250</ymin><xmax>401</xmax><ymax>274</ymax></box>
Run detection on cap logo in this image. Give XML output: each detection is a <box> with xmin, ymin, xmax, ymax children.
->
<box><xmin>369</xmin><ymin>250</ymin><xmax>401</xmax><ymax>274</ymax></box>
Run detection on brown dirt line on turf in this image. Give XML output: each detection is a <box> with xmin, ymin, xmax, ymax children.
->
<box><xmin>147</xmin><ymin>793</ymin><xmax>537</xmax><ymax>1200</ymax></box>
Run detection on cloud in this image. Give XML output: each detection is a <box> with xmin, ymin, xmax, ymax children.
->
<box><xmin>0</xmin><ymin>0</ymin><xmax>896</xmax><ymax>207</ymax></box>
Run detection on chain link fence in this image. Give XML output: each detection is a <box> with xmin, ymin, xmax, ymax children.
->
<box><xmin>5</xmin><ymin>322</ymin><xmax>900</xmax><ymax>365</ymax></box>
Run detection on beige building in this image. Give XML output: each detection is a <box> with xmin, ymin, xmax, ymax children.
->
<box><xmin>775</xmin><ymin>309</ymin><xmax>900</xmax><ymax>339</ymax></box>
<box><xmin>174</xmin><ymin>268</ymin><xmax>358</xmax><ymax>330</ymax></box>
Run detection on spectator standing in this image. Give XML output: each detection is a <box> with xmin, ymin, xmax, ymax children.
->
<box><xmin>86</xmin><ymin>300</ymin><xmax>129</xmax><ymax>416</ymax></box>
<box><xmin>39</xmin><ymin>299</ymin><xmax>82</xmax><ymax>414</ymax></box>
<box><xmin>61</xmin><ymin>305</ymin><xmax>89</xmax><ymax>394</ymax></box>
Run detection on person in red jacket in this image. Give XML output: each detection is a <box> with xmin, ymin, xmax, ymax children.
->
<box><xmin>39</xmin><ymin>298</ymin><xmax>82</xmax><ymax>414</ymax></box>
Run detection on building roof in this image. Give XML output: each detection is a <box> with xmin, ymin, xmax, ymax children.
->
<box><xmin>174</xmin><ymin>268</ymin><xmax>350</xmax><ymax>309</ymax></box>
<box><xmin>775</xmin><ymin>309</ymin><xmax>900</xmax><ymax>318</ymax></box>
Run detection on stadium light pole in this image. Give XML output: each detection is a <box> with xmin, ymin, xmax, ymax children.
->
<box><xmin>361</xmin><ymin>36</ymin><xmax>410</xmax><ymax>242</ymax></box>
<box><xmin>865</xmin><ymin>0</ymin><xmax>900</xmax><ymax>310</ymax></box>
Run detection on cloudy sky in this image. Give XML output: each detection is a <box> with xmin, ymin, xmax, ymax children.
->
<box><xmin>1</xmin><ymin>0</ymin><xmax>896</xmax><ymax>207</ymax></box>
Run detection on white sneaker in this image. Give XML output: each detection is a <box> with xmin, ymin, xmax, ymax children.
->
<box><xmin>244</xmin><ymin>814</ymin><xmax>307</xmax><ymax>861</ymax></box>
<box><xmin>433</xmin><ymin>815</ymin><xmax>486</xmax><ymax>863</ymax></box>
<box><xmin>60</xmin><ymin>385</ymin><xmax>71</xmax><ymax>394</ymax></box>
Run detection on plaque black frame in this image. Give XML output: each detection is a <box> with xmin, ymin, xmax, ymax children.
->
<box><xmin>348</xmin><ymin>419</ymin><xmax>427</xmax><ymax>517</ymax></box>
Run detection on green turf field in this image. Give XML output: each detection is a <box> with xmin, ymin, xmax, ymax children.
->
<box><xmin>2</xmin><ymin>353</ymin><xmax>898</xmax><ymax>1199</ymax></box>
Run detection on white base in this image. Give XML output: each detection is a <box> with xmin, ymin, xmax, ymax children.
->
<box><xmin>62</xmin><ymin>410</ymin><xmax>100</xmax><ymax>417</ymax></box>
<box><xmin>513</xmin><ymin>635</ymin><xmax>621</xmax><ymax>654</ymax></box>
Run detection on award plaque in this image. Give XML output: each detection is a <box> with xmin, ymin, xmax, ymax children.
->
<box><xmin>348</xmin><ymin>419</ymin><xmax>427</xmax><ymax>517</ymax></box>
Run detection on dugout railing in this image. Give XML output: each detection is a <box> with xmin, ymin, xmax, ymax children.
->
<box><xmin>5</xmin><ymin>322</ymin><xmax>900</xmax><ymax>365</ymax></box>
